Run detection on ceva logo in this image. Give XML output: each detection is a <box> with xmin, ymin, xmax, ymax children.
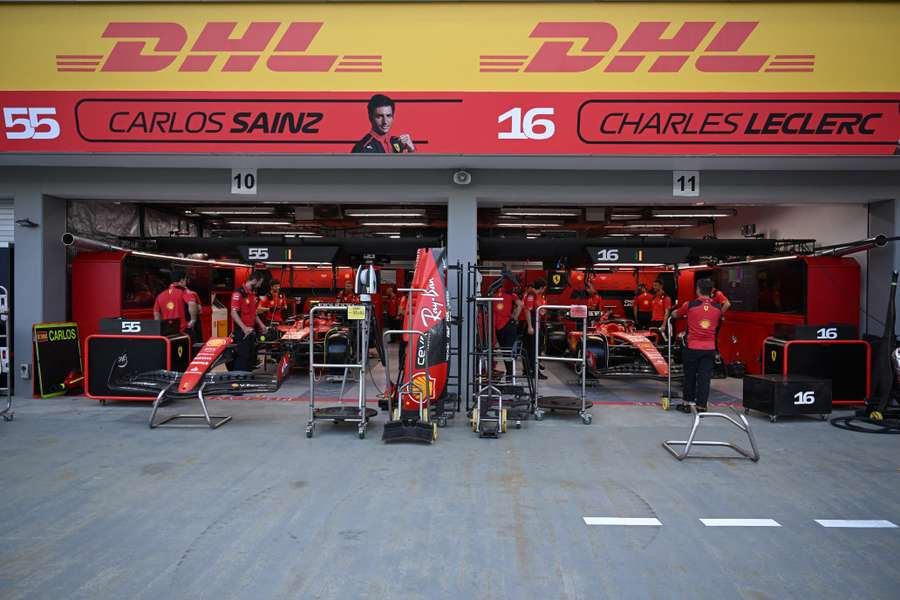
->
<box><xmin>480</xmin><ymin>21</ymin><xmax>815</xmax><ymax>74</ymax></box>
<box><xmin>55</xmin><ymin>22</ymin><xmax>382</xmax><ymax>73</ymax></box>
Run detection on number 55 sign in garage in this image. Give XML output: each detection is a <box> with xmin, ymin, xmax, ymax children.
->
<box><xmin>1</xmin><ymin>2</ymin><xmax>899</xmax><ymax>155</ymax></box>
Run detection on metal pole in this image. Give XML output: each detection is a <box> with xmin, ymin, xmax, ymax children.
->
<box><xmin>308</xmin><ymin>305</ymin><xmax>318</xmax><ymax>428</ymax></box>
<box><xmin>581</xmin><ymin>307</ymin><xmax>587</xmax><ymax>414</ymax></box>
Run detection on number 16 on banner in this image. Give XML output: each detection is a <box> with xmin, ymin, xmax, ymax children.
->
<box><xmin>498</xmin><ymin>107</ymin><xmax>556</xmax><ymax>140</ymax></box>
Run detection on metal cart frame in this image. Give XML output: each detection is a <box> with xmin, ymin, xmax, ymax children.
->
<box><xmin>306</xmin><ymin>304</ymin><xmax>373</xmax><ymax>439</ymax></box>
<box><xmin>534</xmin><ymin>304</ymin><xmax>592</xmax><ymax>425</ymax></box>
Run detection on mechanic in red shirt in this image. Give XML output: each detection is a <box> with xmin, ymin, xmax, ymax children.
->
<box><xmin>650</xmin><ymin>279</ymin><xmax>673</xmax><ymax>331</ymax></box>
<box><xmin>258</xmin><ymin>279</ymin><xmax>288</xmax><ymax>324</ymax></box>
<box><xmin>522</xmin><ymin>279</ymin><xmax>548</xmax><ymax>380</ymax></box>
<box><xmin>670</xmin><ymin>278</ymin><xmax>724</xmax><ymax>412</ymax></box>
<box><xmin>493</xmin><ymin>285</ymin><xmax>524</xmax><ymax>381</ymax></box>
<box><xmin>710</xmin><ymin>286</ymin><xmax>732</xmax><ymax>314</ymax></box>
<box><xmin>585</xmin><ymin>280</ymin><xmax>606</xmax><ymax>315</ymax></box>
<box><xmin>633</xmin><ymin>283</ymin><xmax>654</xmax><ymax>329</ymax></box>
<box><xmin>336</xmin><ymin>279</ymin><xmax>360</xmax><ymax>304</ymax></box>
<box><xmin>153</xmin><ymin>270</ymin><xmax>194</xmax><ymax>334</ymax></box>
<box><xmin>229</xmin><ymin>271</ymin><xmax>267</xmax><ymax>372</ymax></box>
<box><xmin>181</xmin><ymin>285</ymin><xmax>203</xmax><ymax>343</ymax></box>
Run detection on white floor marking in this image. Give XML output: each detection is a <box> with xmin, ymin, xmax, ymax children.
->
<box><xmin>815</xmin><ymin>520</ymin><xmax>897</xmax><ymax>529</ymax></box>
<box><xmin>700</xmin><ymin>519</ymin><xmax>782</xmax><ymax>527</ymax></box>
<box><xmin>583</xmin><ymin>517</ymin><xmax>662</xmax><ymax>526</ymax></box>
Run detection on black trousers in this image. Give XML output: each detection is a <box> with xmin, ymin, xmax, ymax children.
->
<box><xmin>230</xmin><ymin>328</ymin><xmax>257</xmax><ymax>372</ymax></box>
<box><xmin>682</xmin><ymin>348</ymin><xmax>716</xmax><ymax>407</ymax></box>
<box><xmin>636</xmin><ymin>312</ymin><xmax>652</xmax><ymax>330</ymax></box>
<box><xmin>495</xmin><ymin>321</ymin><xmax>518</xmax><ymax>376</ymax></box>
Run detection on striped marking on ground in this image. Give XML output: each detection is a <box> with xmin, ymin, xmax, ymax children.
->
<box><xmin>700</xmin><ymin>519</ymin><xmax>782</xmax><ymax>527</ymax></box>
<box><xmin>583</xmin><ymin>517</ymin><xmax>662</xmax><ymax>526</ymax></box>
<box><xmin>815</xmin><ymin>520</ymin><xmax>897</xmax><ymax>529</ymax></box>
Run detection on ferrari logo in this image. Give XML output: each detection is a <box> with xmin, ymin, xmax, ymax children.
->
<box><xmin>166</xmin><ymin>302</ymin><xmax>175</xmax><ymax>310</ymax></box>
<box><xmin>703</xmin><ymin>304</ymin><xmax>710</xmax><ymax>312</ymax></box>
<box><xmin>552</xmin><ymin>274</ymin><xmax>561</xmax><ymax>284</ymax></box>
<box><xmin>177</xmin><ymin>346</ymin><xmax>183</xmax><ymax>358</ymax></box>
<box><xmin>700</xmin><ymin>319</ymin><xmax>711</xmax><ymax>329</ymax></box>
<box><xmin>771</xmin><ymin>350</ymin><xmax>777</xmax><ymax>362</ymax></box>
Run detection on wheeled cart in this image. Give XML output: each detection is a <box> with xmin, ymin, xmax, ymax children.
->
<box><xmin>382</xmin><ymin>327</ymin><xmax>437</xmax><ymax>443</ymax></box>
<box><xmin>471</xmin><ymin>296</ymin><xmax>507</xmax><ymax>438</ymax></box>
<box><xmin>305</xmin><ymin>304</ymin><xmax>377</xmax><ymax>439</ymax></box>
<box><xmin>534</xmin><ymin>304</ymin><xmax>592</xmax><ymax>424</ymax></box>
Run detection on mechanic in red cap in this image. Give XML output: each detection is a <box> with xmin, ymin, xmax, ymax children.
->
<box><xmin>670</xmin><ymin>278</ymin><xmax>724</xmax><ymax>413</ymax></box>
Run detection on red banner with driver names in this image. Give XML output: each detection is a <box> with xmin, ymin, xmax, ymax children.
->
<box><xmin>2</xmin><ymin>91</ymin><xmax>898</xmax><ymax>154</ymax></box>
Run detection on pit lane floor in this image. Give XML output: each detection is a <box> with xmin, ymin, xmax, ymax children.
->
<box><xmin>1</xmin><ymin>360</ymin><xmax>898</xmax><ymax>599</ymax></box>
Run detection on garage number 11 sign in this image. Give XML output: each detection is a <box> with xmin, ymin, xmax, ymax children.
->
<box><xmin>673</xmin><ymin>171</ymin><xmax>700</xmax><ymax>197</ymax></box>
<box><xmin>231</xmin><ymin>168</ymin><xmax>257</xmax><ymax>195</ymax></box>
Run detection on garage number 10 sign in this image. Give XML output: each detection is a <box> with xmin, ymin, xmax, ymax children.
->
<box><xmin>231</xmin><ymin>168</ymin><xmax>257</xmax><ymax>195</ymax></box>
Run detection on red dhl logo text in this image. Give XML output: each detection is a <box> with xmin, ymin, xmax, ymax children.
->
<box><xmin>55</xmin><ymin>22</ymin><xmax>381</xmax><ymax>73</ymax></box>
<box><xmin>480</xmin><ymin>21</ymin><xmax>815</xmax><ymax>74</ymax></box>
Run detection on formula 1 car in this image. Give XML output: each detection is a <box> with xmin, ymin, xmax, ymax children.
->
<box><xmin>565</xmin><ymin>319</ymin><xmax>683</xmax><ymax>380</ymax></box>
<box><xmin>264</xmin><ymin>313</ymin><xmax>350</xmax><ymax>372</ymax></box>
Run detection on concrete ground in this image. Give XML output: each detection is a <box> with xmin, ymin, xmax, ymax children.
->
<box><xmin>1</xmin><ymin>360</ymin><xmax>898</xmax><ymax>600</ymax></box>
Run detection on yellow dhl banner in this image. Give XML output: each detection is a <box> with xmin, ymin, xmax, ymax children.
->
<box><xmin>0</xmin><ymin>2</ymin><xmax>898</xmax><ymax>92</ymax></box>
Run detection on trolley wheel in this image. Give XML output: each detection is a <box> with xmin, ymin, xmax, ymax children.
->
<box><xmin>534</xmin><ymin>409</ymin><xmax>545</xmax><ymax>422</ymax></box>
<box><xmin>438</xmin><ymin>416</ymin><xmax>448</xmax><ymax>428</ymax></box>
<box><xmin>515</xmin><ymin>421</ymin><xmax>522</xmax><ymax>430</ymax></box>
<box><xmin>660</xmin><ymin>396</ymin><xmax>670</xmax><ymax>411</ymax></box>
<box><xmin>2</xmin><ymin>413</ymin><xmax>12</xmax><ymax>422</ymax></box>
<box><xmin>500</xmin><ymin>408</ymin><xmax>508</xmax><ymax>433</ymax></box>
<box><xmin>358</xmin><ymin>430</ymin><xmax>366</xmax><ymax>440</ymax></box>
<box><xmin>582</xmin><ymin>413</ymin><xmax>593</xmax><ymax>425</ymax></box>
<box><xmin>744</xmin><ymin>408</ymin><xmax>751</xmax><ymax>416</ymax></box>
<box><xmin>432</xmin><ymin>422</ymin><xmax>438</xmax><ymax>442</ymax></box>
<box><xmin>305</xmin><ymin>427</ymin><xmax>313</xmax><ymax>438</ymax></box>
<box><xmin>769</xmin><ymin>415</ymin><xmax>777</xmax><ymax>423</ymax></box>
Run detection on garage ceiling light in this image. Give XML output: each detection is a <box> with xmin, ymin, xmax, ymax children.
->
<box><xmin>652</xmin><ymin>209</ymin><xmax>736</xmax><ymax>218</ymax></box>
<box><xmin>611</xmin><ymin>223</ymin><xmax>694</xmax><ymax>229</ymax></box>
<box><xmin>360</xmin><ymin>221</ymin><xmax>428</xmax><ymax>227</ymax></box>
<box><xmin>500</xmin><ymin>209</ymin><xmax>580</xmax><ymax>217</ymax></box>
<box><xmin>260</xmin><ymin>231</ymin><xmax>322</xmax><ymax>237</ymax></box>
<box><xmin>496</xmin><ymin>222</ymin><xmax>562</xmax><ymax>227</ymax></box>
<box><xmin>200</xmin><ymin>209</ymin><xmax>275</xmax><ymax>215</ymax></box>
<box><xmin>374</xmin><ymin>231</ymin><xmax>401</xmax><ymax>236</ymax></box>
<box><xmin>227</xmin><ymin>220</ymin><xmax>292</xmax><ymax>225</ymax></box>
<box><xmin>345</xmin><ymin>209</ymin><xmax>426</xmax><ymax>217</ymax></box>
<box><xmin>608</xmin><ymin>233</ymin><xmax>667</xmax><ymax>237</ymax></box>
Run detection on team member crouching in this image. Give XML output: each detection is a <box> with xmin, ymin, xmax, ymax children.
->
<box><xmin>229</xmin><ymin>271</ymin><xmax>267</xmax><ymax>372</ymax></box>
<box><xmin>669</xmin><ymin>278</ymin><xmax>724</xmax><ymax>413</ymax></box>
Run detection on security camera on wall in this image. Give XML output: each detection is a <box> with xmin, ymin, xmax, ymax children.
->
<box><xmin>452</xmin><ymin>170</ymin><xmax>472</xmax><ymax>185</ymax></box>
